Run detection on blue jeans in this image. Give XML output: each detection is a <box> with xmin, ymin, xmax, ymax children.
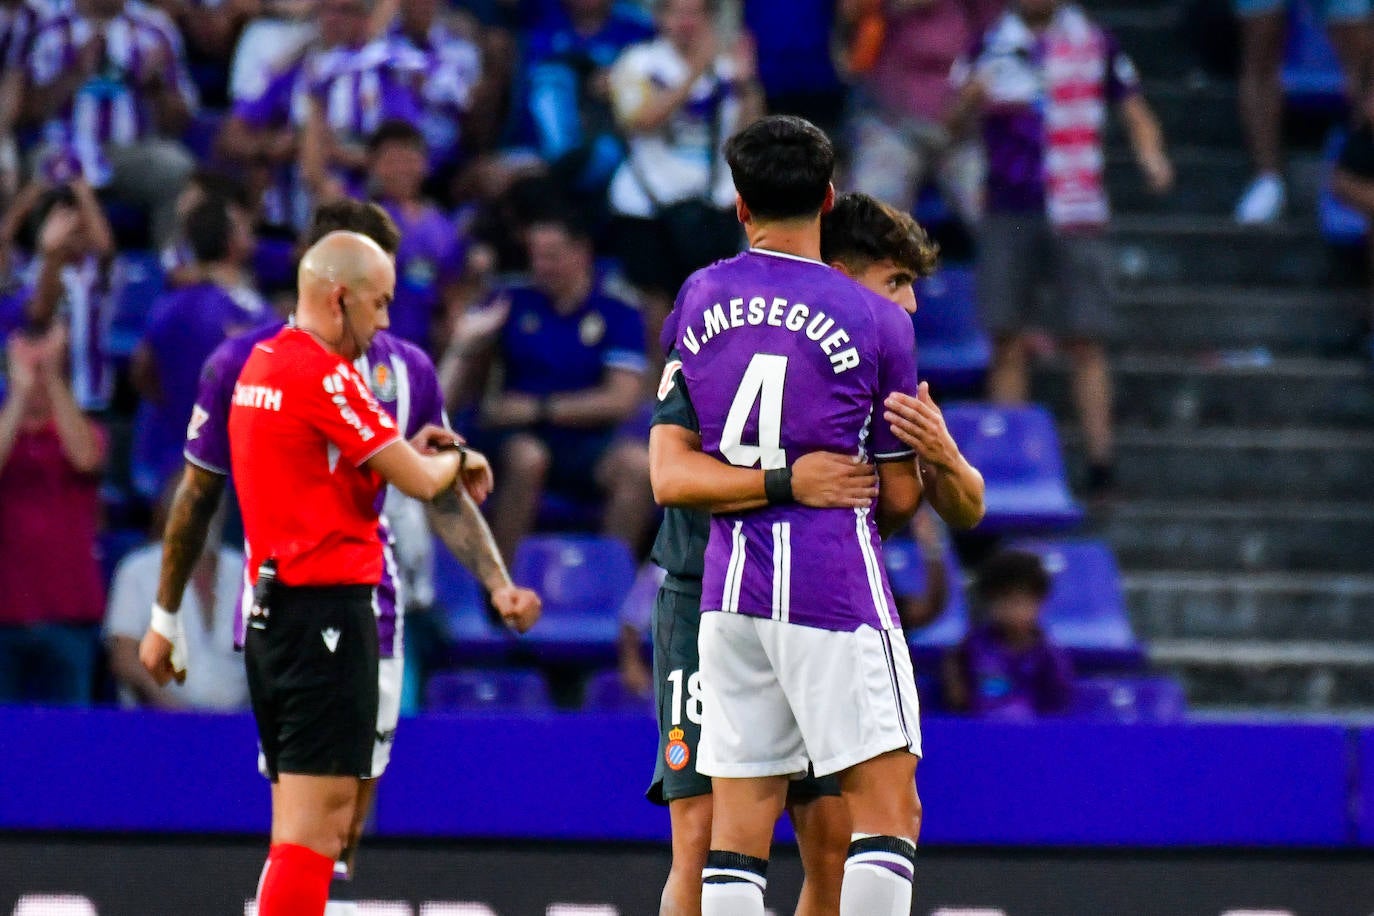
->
<box><xmin>0</xmin><ymin>624</ymin><xmax>98</xmax><ymax>705</ymax></box>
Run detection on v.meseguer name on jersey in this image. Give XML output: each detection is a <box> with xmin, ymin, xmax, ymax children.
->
<box><xmin>681</xmin><ymin>296</ymin><xmax>861</xmax><ymax>374</ymax></box>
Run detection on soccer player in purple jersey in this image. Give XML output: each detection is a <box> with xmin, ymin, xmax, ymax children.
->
<box><xmin>139</xmin><ymin>200</ymin><xmax>540</xmax><ymax>913</ymax></box>
<box><xmin>667</xmin><ymin>116</ymin><xmax>926</xmax><ymax>916</ymax></box>
<box><xmin>649</xmin><ymin>190</ymin><xmax>984</xmax><ymax>916</ymax></box>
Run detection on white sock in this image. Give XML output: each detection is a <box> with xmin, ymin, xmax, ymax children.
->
<box><xmin>840</xmin><ymin>834</ymin><xmax>916</xmax><ymax>916</ymax></box>
<box><xmin>324</xmin><ymin>859</ymin><xmax>357</xmax><ymax>915</ymax></box>
<box><xmin>701</xmin><ymin>850</ymin><xmax>767</xmax><ymax>916</ymax></box>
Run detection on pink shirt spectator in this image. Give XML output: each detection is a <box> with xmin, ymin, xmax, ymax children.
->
<box><xmin>862</xmin><ymin>0</ymin><xmax>1001</xmax><ymax>123</ymax></box>
<box><xmin>0</xmin><ymin>418</ymin><xmax>107</xmax><ymax>627</ymax></box>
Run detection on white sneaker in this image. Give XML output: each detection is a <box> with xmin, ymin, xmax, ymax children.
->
<box><xmin>1234</xmin><ymin>173</ymin><xmax>1286</xmax><ymax>224</ymax></box>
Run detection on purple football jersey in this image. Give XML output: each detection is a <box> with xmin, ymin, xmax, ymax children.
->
<box><xmin>183</xmin><ymin>322</ymin><xmax>445</xmax><ymax>656</ymax></box>
<box><xmin>675</xmin><ymin>249</ymin><xmax>918</xmax><ymax>632</ymax></box>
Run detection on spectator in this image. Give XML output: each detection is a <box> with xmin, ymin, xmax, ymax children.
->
<box><xmin>103</xmin><ymin>488</ymin><xmax>249</xmax><ymax>710</ymax></box>
<box><xmin>21</xmin><ymin>0</ymin><xmax>198</xmax><ymax>247</ymax></box>
<box><xmin>6</xmin><ymin>174</ymin><xmax>119</xmax><ymax>411</ymax></box>
<box><xmin>385</xmin><ymin>0</ymin><xmax>486</xmax><ymax>183</ymax></box>
<box><xmin>0</xmin><ymin>322</ymin><xmax>107</xmax><ymax>705</ymax></box>
<box><xmin>746</xmin><ymin>0</ymin><xmax>846</xmax><ymax>134</ymax></box>
<box><xmin>357</xmin><ymin>119</ymin><xmax>467</xmax><ymax>353</ymax></box>
<box><xmin>520</xmin><ymin>0</ymin><xmax>653</xmax><ymax>220</ymax></box>
<box><xmin>948</xmin><ymin>0</ymin><xmax>1173</xmax><ymax>496</ymax></box>
<box><xmin>942</xmin><ymin>549</ymin><xmax>1073</xmax><ymax>718</ymax></box>
<box><xmin>159</xmin><ymin>168</ymin><xmax>254</xmax><ymax>287</ymax></box>
<box><xmin>1329</xmin><ymin>84</ymin><xmax>1374</xmax><ymax>360</ymax></box>
<box><xmin>227</xmin><ymin>0</ymin><xmax>318</xmax><ymax>104</ymax></box>
<box><xmin>300</xmin><ymin>0</ymin><xmax>429</xmax><ymax>200</ymax></box>
<box><xmin>1233</xmin><ymin>0</ymin><xmax>1368</xmax><ymax>223</ymax></box>
<box><xmin>839</xmin><ymin>0</ymin><xmax>1001</xmax><ymax>224</ymax></box>
<box><xmin>446</xmin><ymin>211</ymin><xmax>653</xmax><ymax>562</ymax></box>
<box><xmin>155</xmin><ymin>0</ymin><xmax>258</xmax><ymax>106</ymax></box>
<box><xmin>131</xmin><ymin>195</ymin><xmax>267</xmax><ymax>501</ymax></box>
<box><xmin>606</xmin><ymin>0</ymin><xmax>763</xmax><ymax>344</ymax></box>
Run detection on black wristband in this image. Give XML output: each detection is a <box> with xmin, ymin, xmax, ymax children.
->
<box><xmin>763</xmin><ymin>466</ymin><xmax>794</xmax><ymax>505</ymax></box>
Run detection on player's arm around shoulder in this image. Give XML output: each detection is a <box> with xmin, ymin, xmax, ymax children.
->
<box><xmin>883</xmin><ymin>383</ymin><xmax>985</xmax><ymax>530</ymax></box>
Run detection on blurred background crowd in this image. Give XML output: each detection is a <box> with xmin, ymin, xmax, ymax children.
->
<box><xmin>0</xmin><ymin>0</ymin><xmax>1370</xmax><ymax>723</ymax></box>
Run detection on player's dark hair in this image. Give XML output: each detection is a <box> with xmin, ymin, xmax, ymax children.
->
<box><xmin>189</xmin><ymin>168</ymin><xmax>251</xmax><ymax>210</ymax></box>
<box><xmin>306</xmin><ymin>199</ymin><xmax>402</xmax><ymax>255</ymax></box>
<box><xmin>367</xmin><ymin>118</ymin><xmax>427</xmax><ymax>155</ymax></box>
<box><xmin>821</xmin><ymin>192</ymin><xmax>940</xmax><ymax>279</ymax></box>
<box><xmin>724</xmin><ymin>115</ymin><xmax>834</xmax><ymax>221</ymax></box>
<box><xmin>976</xmin><ymin>550</ymin><xmax>1052</xmax><ymax>605</ymax></box>
<box><xmin>526</xmin><ymin>209</ymin><xmax>593</xmax><ymax>245</ymax></box>
<box><xmin>185</xmin><ymin>198</ymin><xmax>234</xmax><ymax>263</ymax></box>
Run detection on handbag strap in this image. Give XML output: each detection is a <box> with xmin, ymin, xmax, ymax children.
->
<box><xmin>625</xmin><ymin>62</ymin><xmax>724</xmax><ymax>210</ymax></box>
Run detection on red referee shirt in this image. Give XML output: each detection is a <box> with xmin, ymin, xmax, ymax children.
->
<box><xmin>229</xmin><ymin>327</ymin><xmax>402</xmax><ymax>587</ymax></box>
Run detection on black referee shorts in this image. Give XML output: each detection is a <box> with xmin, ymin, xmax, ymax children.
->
<box><xmin>245</xmin><ymin>584</ymin><xmax>379</xmax><ymax>781</ymax></box>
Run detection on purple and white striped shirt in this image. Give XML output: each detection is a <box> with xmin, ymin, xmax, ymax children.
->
<box><xmin>25</xmin><ymin>0</ymin><xmax>197</xmax><ymax>185</ymax></box>
<box><xmin>307</xmin><ymin>38</ymin><xmax>426</xmax><ymax>146</ymax></box>
<box><xmin>1</xmin><ymin>0</ymin><xmax>67</xmax><ymax>71</ymax></box>
<box><xmin>385</xmin><ymin>22</ymin><xmax>480</xmax><ymax>167</ymax></box>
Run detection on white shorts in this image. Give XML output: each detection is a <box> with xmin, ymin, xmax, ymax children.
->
<box><xmin>697</xmin><ymin>613</ymin><xmax>922</xmax><ymax>780</ymax></box>
<box><xmin>257</xmin><ymin>656</ymin><xmax>404</xmax><ymax>780</ymax></box>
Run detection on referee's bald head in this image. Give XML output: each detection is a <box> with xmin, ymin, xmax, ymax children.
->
<box><xmin>296</xmin><ymin>230</ymin><xmax>397</xmax><ymax>359</ymax></box>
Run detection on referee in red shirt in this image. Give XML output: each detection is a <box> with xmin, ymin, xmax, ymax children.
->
<box><xmin>228</xmin><ymin>231</ymin><xmax>484</xmax><ymax>916</ymax></box>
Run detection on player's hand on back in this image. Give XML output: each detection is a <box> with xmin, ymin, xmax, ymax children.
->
<box><xmin>491</xmin><ymin>585</ymin><xmax>542</xmax><ymax>634</ymax></box>
<box><xmin>884</xmin><ymin>382</ymin><xmax>961</xmax><ymax>471</ymax></box>
<box><xmin>792</xmin><ymin>451</ymin><xmax>879</xmax><ymax>509</ymax></box>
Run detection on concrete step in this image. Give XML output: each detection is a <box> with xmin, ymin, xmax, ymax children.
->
<box><xmin>1107</xmin><ymin>83</ymin><xmax>1243</xmax><ymax>149</ymax></box>
<box><xmin>1097</xmin><ymin>500</ymin><xmax>1374</xmax><ymax>572</ymax></box>
<box><xmin>1072</xmin><ymin>426</ymin><xmax>1374</xmax><ymax>499</ymax></box>
<box><xmin>1151</xmin><ymin>639</ymin><xmax>1374</xmax><ymax>709</ymax></box>
<box><xmin>1108</xmin><ymin>149</ymin><xmax>1324</xmax><ymax>217</ymax></box>
<box><xmin>1036</xmin><ymin>356</ymin><xmax>1374</xmax><ymax>429</ymax></box>
<box><xmin>1126</xmin><ymin>571</ymin><xmax>1374</xmax><ymax>640</ymax></box>
<box><xmin>1095</xmin><ymin>7</ymin><xmax>1191</xmax><ymax>78</ymax></box>
<box><xmin>1111</xmin><ymin>216</ymin><xmax>1356</xmax><ymax>287</ymax></box>
<box><xmin>1109</xmin><ymin>285</ymin><xmax>1365</xmax><ymax>353</ymax></box>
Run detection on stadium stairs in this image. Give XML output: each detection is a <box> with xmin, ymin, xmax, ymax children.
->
<box><xmin>1033</xmin><ymin>0</ymin><xmax>1374</xmax><ymax>711</ymax></box>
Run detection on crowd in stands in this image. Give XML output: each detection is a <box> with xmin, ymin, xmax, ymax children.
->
<box><xmin>0</xmin><ymin>0</ymin><xmax>1363</xmax><ymax>714</ymax></box>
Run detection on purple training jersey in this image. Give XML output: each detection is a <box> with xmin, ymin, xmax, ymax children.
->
<box><xmin>674</xmin><ymin>248</ymin><xmax>918</xmax><ymax>632</ymax></box>
<box><xmin>184</xmin><ymin>322</ymin><xmax>446</xmax><ymax>656</ymax></box>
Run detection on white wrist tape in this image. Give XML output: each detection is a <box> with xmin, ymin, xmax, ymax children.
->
<box><xmin>150</xmin><ymin>604</ymin><xmax>187</xmax><ymax>674</ymax></box>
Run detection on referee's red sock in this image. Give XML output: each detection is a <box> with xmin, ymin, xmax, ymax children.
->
<box><xmin>256</xmin><ymin>843</ymin><xmax>335</xmax><ymax>916</ymax></box>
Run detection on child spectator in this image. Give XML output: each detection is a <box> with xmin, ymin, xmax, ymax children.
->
<box><xmin>943</xmin><ymin>549</ymin><xmax>1074</xmax><ymax>719</ymax></box>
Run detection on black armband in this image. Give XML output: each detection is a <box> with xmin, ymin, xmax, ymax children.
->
<box><xmin>763</xmin><ymin>466</ymin><xmax>794</xmax><ymax>505</ymax></box>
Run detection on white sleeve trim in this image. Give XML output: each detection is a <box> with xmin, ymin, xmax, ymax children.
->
<box><xmin>183</xmin><ymin>450</ymin><xmax>229</xmax><ymax>476</ymax></box>
<box><xmin>353</xmin><ymin>433</ymin><xmax>404</xmax><ymax>467</ymax></box>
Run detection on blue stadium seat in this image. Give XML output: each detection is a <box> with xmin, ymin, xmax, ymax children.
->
<box><xmin>432</xmin><ymin>536</ymin><xmax>520</xmax><ymax>662</ymax></box>
<box><xmin>583</xmin><ymin>669</ymin><xmax>654</xmax><ymax>714</ymax></box>
<box><xmin>884</xmin><ymin>535</ymin><xmax>970</xmax><ymax>668</ymax></box>
<box><xmin>512</xmin><ymin>534</ymin><xmax>637</xmax><ymax>665</ymax></box>
<box><xmin>1010</xmin><ymin>539</ymin><xmax>1145</xmax><ymax>670</ymax></box>
<box><xmin>106</xmin><ymin>250</ymin><xmax>165</xmax><ymax>358</ymax></box>
<box><xmin>424</xmin><ymin>668</ymin><xmax>553</xmax><ymax>713</ymax></box>
<box><xmin>942</xmin><ymin>403</ymin><xmax>1083</xmax><ymax>532</ymax></box>
<box><xmin>1320</xmin><ymin>128</ymin><xmax>1368</xmax><ymax>245</ymax></box>
<box><xmin>912</xmin><ymin>266</ymin><xmax>991</xmax><ymax>391</ymax></box>
<box><xmin>1072</xmin><ymin>675</ymin><xmax>1187</xmax><ymax>723</ymax></box>
<box><xmin>1281</xmin><ymin>0</ymin><xmax>1346</xmax><ymax>106</ymax></box>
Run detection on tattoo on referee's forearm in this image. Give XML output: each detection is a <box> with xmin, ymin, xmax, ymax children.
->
<box><xmin>427</xmin><ymin>488</ymin><xmax>510</xmax><ymax>590</ymax></box>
